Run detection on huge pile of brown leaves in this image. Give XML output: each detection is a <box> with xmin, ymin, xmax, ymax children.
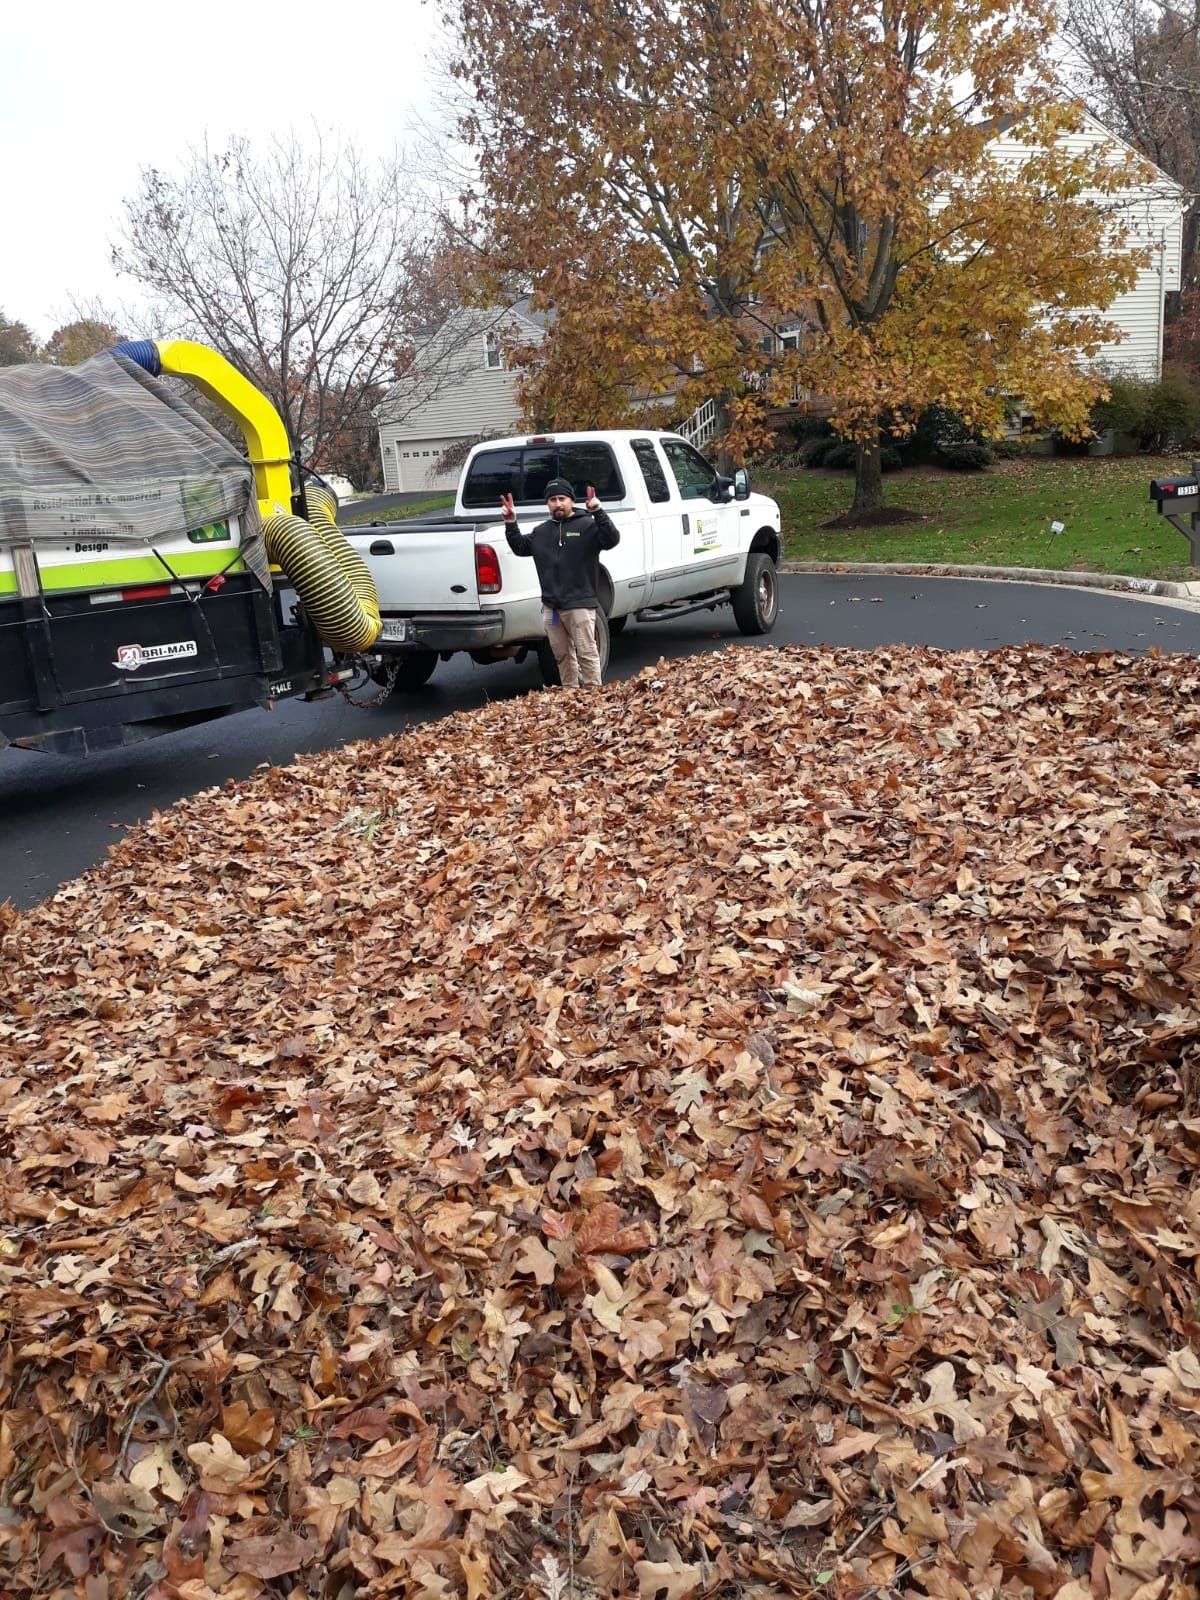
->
<box><xmin>2</xmin><ymin>645</ymin><xmax>1199</xmax><ymax>1600</ymax></box>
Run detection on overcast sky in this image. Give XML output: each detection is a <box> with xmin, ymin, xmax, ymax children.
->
<box><xmin>2</xmin><ymin>0</ymin><xmax>448</xmax><ymax>339</ymax></box>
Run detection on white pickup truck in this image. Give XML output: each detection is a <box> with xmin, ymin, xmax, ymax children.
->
<box><xmin>349</xmin><ymin>429</ymin><xmax>783</xmax><ymax>687</ymax></box>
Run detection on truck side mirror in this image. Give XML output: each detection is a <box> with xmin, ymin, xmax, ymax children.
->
<box><xmin>733</xmin><ymin>467</ymin><xmax>751</xmax><ymax>500</ymax></box>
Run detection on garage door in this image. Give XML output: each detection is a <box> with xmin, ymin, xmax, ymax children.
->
<box><xmin>394</xmin><ymin>440</ymin><xmax>462</xmax><ymax>493</ymax></box>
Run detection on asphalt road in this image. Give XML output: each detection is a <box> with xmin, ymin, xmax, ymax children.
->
<box><xmin>4</xmin><ymin>573</ymin><xmax>1199</xmax><ymax>911</ymax></box>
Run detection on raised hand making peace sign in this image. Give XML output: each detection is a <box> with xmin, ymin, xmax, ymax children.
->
<box><xmin>500</xmin><ymin>492</ymin><xmax>516</xmax><ymax>523</ymax></box>
<box><xmin>585</xmin><ymin>485</ymin><xmax>600</xmax><ymax>511</ymax></box>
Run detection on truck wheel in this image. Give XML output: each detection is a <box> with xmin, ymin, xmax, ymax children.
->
<box><xmin>372</xmin><ymin>651</ymin><xmax>437</xmax><ymax>690</ymax></box>
<box><xmin>537</xmin><ymin>608</ymin><xmax>611</xmax><ymax>686</ymax></box>
<box><xmin>731</xmin><ymin>554</ymin><xmax>779</xmax><ymax>635</ymax></box>
<box><xmin>609</xmin><ymin>614</ymin><xmax>629</xmax><ymax>635</ymax></box>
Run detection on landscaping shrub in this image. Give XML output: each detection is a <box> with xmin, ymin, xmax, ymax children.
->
<box><xmin>896</xmin><ymin>405</ymin><xmax>974</xmax><ymax>466</ymax></box>
<box><xmin>800</xmin><ymin>435</ymin><xmax>836</xmax><ymax>468</ymax></box>
<box><xmin>1091</xmin><ymin>375</ymin><xmax>1146</xmax><ymax>441</ymax></box>
<box><xmin>789</xmin><ymin>414</ymin><xmax>835</xmax><ymax>446</ymax></box>
<box><xmin>1052</xmin><ymin>429</ymin><xmax>1095</xmax><ymax>457</ymax></box>
<box><xmin>817</xmin><ymin>440</ymin><xmax>902</xmax><ymax>472</ymax></box>
<box><xmin>991</xmin><ymin>438</ymin><xmax>1027</xmax><ymax>460</ymax></box>
<box><xmin>1142</xmin><ymin>368</ymin><xmax>1200</xmax><ymax>451</ymax></box>
<box><xmin>939</xmin><ymin>440</ymin><xmax>995</xmax><ymax>471</ymax></box>
<box><xmin>1091</xmin><ymin>369</ymin><xmax>1200</xmax><ymax>453</ymax></box>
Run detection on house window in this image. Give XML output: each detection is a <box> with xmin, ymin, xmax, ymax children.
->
<box><xmin>485</xmin><ymin>332</ymin><xmax>504</xmax><ymax>370</ymax></box>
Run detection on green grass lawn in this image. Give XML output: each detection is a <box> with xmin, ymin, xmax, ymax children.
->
<box><xmin>341</xmin><ymin>494</ymin><xmax>455</xmax><ymax>526</ymax></box>
<box><xmin>334</xmin><ymin>458</ymin><xmax>1198</xmax><ymax>580</ymax></box>
<box><xmin>760</xmin><ymin>453</ymin><xmax>1200</xmax><ymax>580</ymax></box>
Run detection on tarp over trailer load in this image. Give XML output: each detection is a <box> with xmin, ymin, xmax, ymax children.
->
<box><xmin>0</xmin><ymin>350</ymin><xmax>268</xmax><ymax>585</ymax></box>
<box><xmin>0</xmin><ymin>353</ymin><xmax>283</xmax><ymax>755</ymax></box>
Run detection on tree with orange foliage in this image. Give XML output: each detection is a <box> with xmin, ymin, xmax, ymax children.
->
<box><xmin>447</xmin><ymin>0</ymin><xmax>1145</xmax><ymax>515</ymax></box>
<box><xmin>42</xmin><ymin>319</ymin><xmax>122</xmax><ymax>367</ymax></box>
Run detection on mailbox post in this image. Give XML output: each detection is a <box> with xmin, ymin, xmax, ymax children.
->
<box><xmin>1150</xmin><ymin>465</ymin><xmax>1200</xmax><ymax>565</ymax></box>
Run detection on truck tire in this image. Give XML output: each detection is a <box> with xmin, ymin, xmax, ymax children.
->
<box><xmin>731</xmin><ymin>554</ymin><xmax>779</xmax><ymax>635</ymax></box>
<box><xmin>537</xmin><ymin>608</ymin><xmax>611</xmax><ymax>687</ymax></box>
<box><xmin>609</xmin><ymin>614</ymin><xmax>629</xmax><ymax>635</ymax></box>
<box><xmin>372</xmin><ymin>651</ymin><xmax>438</xmax><ymax>690</ymax></box>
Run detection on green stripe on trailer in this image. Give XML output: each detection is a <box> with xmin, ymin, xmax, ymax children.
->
<box><xmin>0</xmin><ymin>550</ymin><xmax>248</xmax><ymax>597</ymax></box>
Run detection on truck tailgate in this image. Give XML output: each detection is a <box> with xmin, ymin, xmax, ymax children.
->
<box><xmin>348</xmin><ymin>519</ymin><xmax>492</xmax><ymax>613</ymax></box>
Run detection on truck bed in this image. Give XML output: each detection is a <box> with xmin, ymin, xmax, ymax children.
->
<box><xmin>347</xmin><ymin>515</ymin><xmax>506</xmax><ymax>616</ymax></box>
<box><xmin>351</xmin><ymin>513</ymin><xmax>500</xmax><ymax>535</ymax></box>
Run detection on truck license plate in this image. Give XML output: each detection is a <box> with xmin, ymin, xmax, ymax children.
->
<box><xmin>380</xmin><ymin>619</ymin><xmax>410</xmax><ymax>642</ymax></box>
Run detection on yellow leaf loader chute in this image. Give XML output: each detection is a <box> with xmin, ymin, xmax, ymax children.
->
<box><xmin>112</xmin><ymin>339</ymin><xmax>381</xmax><ymax>654</ymax></box>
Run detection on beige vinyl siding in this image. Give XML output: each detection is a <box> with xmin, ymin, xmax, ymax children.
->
<box><xmin>1161</xmin><ymin>211</ymin><xmax>1184</xmax><ymax>292</ymax></box>
<box><xmin>377</xmin><ymin>307</ymin><xmax>546</xmax><ymax>490</ymax></box>
<box><xmin>388</xmin><ymin>365</ymin><xmax>525</xmax><ymax>438</ymax></box>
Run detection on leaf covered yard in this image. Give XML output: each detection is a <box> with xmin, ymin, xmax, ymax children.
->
<box><xmin>2</xmin><ymin>646</ymin><xmax>1200</xmax><ymax>1600</ymax></box>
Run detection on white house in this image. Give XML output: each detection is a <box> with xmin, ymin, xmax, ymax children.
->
<box><xmin>985</xmin><ymin>109</ymin><xmax>1185</xmax><ymax>381</ymax></box>
<box><xmin>375</xmin><ymin>302</ymin><xmax>547</xmax><ymax>493</ymax></box>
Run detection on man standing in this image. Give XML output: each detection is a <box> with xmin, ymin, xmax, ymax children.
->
<box><xmin>501</xmin><ymin>478</ymin><xmax>620</xmax><ymax>688</ymax></box>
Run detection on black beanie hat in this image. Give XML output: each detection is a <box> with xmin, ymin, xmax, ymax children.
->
<box><xmin>544</xmin><ymin>477</ymin><xmax>575</xmax><ymax>501</ymax></box>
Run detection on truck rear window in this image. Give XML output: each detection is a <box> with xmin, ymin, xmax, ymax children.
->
<box><xmin>460</xmin><ymin>447</ymin><xmax>522</xmax><ymax>507</ymax></box>
<box><xmin>462</xmin><ymin>444</ymin><xmax>625</xmax><ymax>508</ymax></box>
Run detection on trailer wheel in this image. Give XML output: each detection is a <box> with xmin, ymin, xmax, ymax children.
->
<box><xmin>371</xmin><ymin>651</ymin><xmax>437</xmax><ymax>690</ymax></box>
<box><xmin>537</xmin><ymin>608</ymin><xmax>611</xmax><ymax>686</ymax></box>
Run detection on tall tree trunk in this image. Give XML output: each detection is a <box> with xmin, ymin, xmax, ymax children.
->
<box><xmin>852</xmin><ymin>428</ymin><xmax>884</xmax><ymax>515</ymax></box>
<box><xmin>714</xmin><ymin>391</ymin><xmax>734</xmax><ymax>473</ymax></box>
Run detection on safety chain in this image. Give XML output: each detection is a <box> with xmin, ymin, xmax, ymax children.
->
<box><xmin>336</xmin><ymin>658</ymin><xmax>398</xmax><ymax>710</ymax></box>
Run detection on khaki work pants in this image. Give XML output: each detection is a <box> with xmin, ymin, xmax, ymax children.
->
<box><xmin>542</xmin><ymin>606</ymin><xmax>602</xmax><ymax>688</ymax></box>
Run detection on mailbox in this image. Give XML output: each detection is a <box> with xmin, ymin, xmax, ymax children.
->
<box><xmin>1150</xmin><ymin>476</ymin><xmax>1200</xmax><ymax>508</ymax></box>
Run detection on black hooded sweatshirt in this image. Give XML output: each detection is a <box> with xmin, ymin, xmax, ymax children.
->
<box><xmin>504</xmin><ymin>507</ymin><xmax>620</xmax><ymax>611</ymax></box>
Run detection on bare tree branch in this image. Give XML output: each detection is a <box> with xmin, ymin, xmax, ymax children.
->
<box><xmin>112</xmin><ymin>131</ymin><xmax>456</xmax><ymax>479</ymax></box>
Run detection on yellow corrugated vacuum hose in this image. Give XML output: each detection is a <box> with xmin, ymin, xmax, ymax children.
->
<box><xmin>304</xmin><ymin>485</ymin><xmax>381</xmax><ymax>636</ymax></box>
<box><xmin>262</xmin><ymin>512</ymin><xmax>382</xmax><ymax>654</ymax></box>
<box><xmin>151</xmin><ymin>341</ymin><xmax>382</xmax><ymax>652</ymax></box>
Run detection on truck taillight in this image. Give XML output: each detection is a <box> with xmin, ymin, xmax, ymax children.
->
<box><xmin>476</xmin><ymin>544</ymin><xmax>502</xmax><ymax>594</ymax></box>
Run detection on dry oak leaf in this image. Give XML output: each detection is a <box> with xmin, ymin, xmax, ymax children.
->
<box><xmin>513</xmin><ymin>1235</ymin><xmax>559</xmax><ymax>1285</ymax></box>
<box><xmin>185</xmin><ymin>1433</ymin><xmax>251</xmax><ymax>1491</ymax></box>
<box><xmin>635</xmin><ymin>1558</ymin><xmax>706</xmax><ymax>1600</ymax></box>
<box><xmin>226</xmin><ymin>1529</ymin><xmax>319</xmax><ymax>1579</ymax></box>
<box><xmin>903</xmin><ymin>1361</ymin><xmax>987</xmax><ymax>1442</ymax></box>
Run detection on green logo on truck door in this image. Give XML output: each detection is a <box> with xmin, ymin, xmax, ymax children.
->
<box><xmin>692</xmin><ymin>515</ymin><xmax>721</xmax><ymax>553</ymax></box>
